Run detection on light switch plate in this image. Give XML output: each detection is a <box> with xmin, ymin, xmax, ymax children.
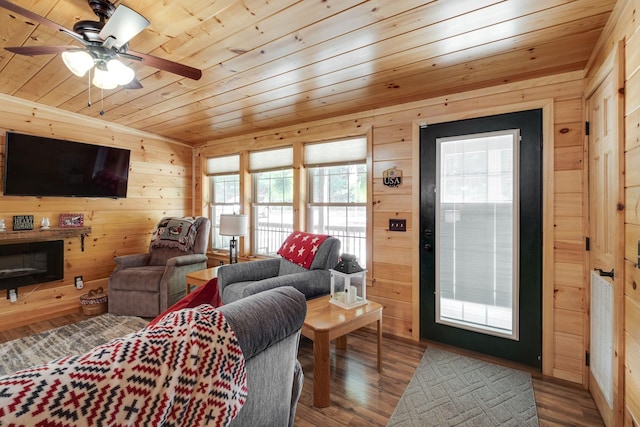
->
<box><xmin>389</xmin><ymin>219</ymin><xmax>406</xmax><ymax>232</ymax></box>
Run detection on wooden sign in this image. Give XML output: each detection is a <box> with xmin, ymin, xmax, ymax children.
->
<box><xmin>13</xmin><ymin>215</ymin><xmax>34</xmax><ymax>231</ymax></box>
<box><xmin>383</xmin><ymin>167</ymin><xmax>403</xmax><ymax>187</ymax></box>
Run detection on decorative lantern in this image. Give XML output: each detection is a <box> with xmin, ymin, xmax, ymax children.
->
<box><xmin>330</xmin><ymin>253</ymin><xmax>367</xmax><ymax>309</ymax></box>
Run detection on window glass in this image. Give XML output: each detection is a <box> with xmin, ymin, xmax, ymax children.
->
<box><xmin>209</xmin><ymin>174</ymin><xmax>240</xmax><ymax>250</ymax></box>
<box><xmin>252</xmin><ymin>169</ymin><xmax>294</xmax><ymax>255</ymax></box>
<box><xmin>308</xmin><ymin>163</ymin><xmax>367</xmax><ymax>265</ymax></box>
<box><xmin>436</xmin><ymin>131</ymin><xmax>519</xmax><ymax>339</ymax></box>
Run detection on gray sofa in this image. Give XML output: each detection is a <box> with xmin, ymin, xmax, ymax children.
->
<box><xmin>218</xmin><ymin>235</ymin><xmax>341</xmax><ymax>303</ymax></box>
<box><xmin>0</xmin><ymin>286</ymin><xmax>306</xmax><ymax>427</ymax></box>
<box><xmin>220</xmin><ymin>286</ymin><xmax>306</xmax><ymax>427</ymax></box>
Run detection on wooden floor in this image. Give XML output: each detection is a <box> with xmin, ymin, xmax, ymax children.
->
<box><xmin>0</xmin><ymin>314</ymin><xmax>604</xmax><ymax>426</ymax></box>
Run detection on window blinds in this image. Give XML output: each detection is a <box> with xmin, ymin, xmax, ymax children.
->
<box><xmin>206</xmin><ymin>154</ymin><xmax>239</xmax><ymax>176</ymax></box>
<box><xmin>249</xmin><ymin>147</ymin><xmax>293</xmax><ymax>172</ymax></box>
<box><xmin>304</xmin><ymin>137</ymin><xmax>366</xmax><ymax>166</ymax></box>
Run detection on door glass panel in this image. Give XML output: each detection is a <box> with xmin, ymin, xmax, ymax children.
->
<box><xmin>435</xmin><ymin>130</ymin><xmax>519</xmax><ymax>340</ymax></box>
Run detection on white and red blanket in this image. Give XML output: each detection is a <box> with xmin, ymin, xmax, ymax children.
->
<box><xmin>277</xmin><ymin>232</ymin><xmax>330</xmax><ymax>268</ymax></box>
<box><xmin>0</xmin><ymin>305</ymin><xmax>247</xmax><ymax>426</ymax></box>
<box><xmin>150</xmin><ymin>216</ymin><xmax>204</xmax><ymax>252</ymax></box>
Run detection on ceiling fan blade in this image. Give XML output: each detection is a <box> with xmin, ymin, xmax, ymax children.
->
<box><xmin>99</xmin><ymin>5</ymin><xmax>149</xmax><ymax>49</ymax></box>
<box><xmin>127</xmin><ymin>50</ymin><xmax>202</xmax><ymax>80</ymax></box>
<box><xmin>0</xmin><ymin>0</ymin><xmax>80</xmax><ymax>42</ymax></box>
<box><xmin>123</xmin><ymin>77</ymin><xmax>143</xmax><ymax>90</ymax></box>
<box><xmin>5</xmin><ymin>45</ymin><xmax>82</xmax><ymax>56</ymax></box>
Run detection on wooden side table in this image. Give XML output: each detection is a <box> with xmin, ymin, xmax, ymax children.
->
<box><xmin>301</xmin><ymin>295</ymin><xmax>383</xmax><ymax>408</ymax></box>
<box><xmin>185</xmin><ymin>266</ymin><xmax>221</xmax><ymax>294</ymax></box>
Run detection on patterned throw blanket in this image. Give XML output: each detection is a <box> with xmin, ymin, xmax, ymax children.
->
<box><xmin>0</xmin><ymin>306</ymin><xmax>247</xmax><ymax>426</ymax></box>
<box><xmin>150</xmin><ymin>216</ymin><xmax>204</xmax><ymax>252</ymax></box>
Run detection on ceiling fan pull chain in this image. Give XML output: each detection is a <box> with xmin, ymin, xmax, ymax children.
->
<box><xmin>100</xmin><ymin>88</ymin><xmax>105</xmax><ymax>116</ymax></box>
<box><xmin>87</xmin><ymin>70</ymin><xmax>92</xmax><ymax>107</ymax></box>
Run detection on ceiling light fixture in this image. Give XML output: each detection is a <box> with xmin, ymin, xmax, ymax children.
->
<box><xmin>61</xmin><ymin>51</ymin><xmax>94</xmax><ymax>77</ymax></box>
<box><xmin>61</xmin><ymin>50</ymin><xmax>135</xmax><ymax>90</ymax></box>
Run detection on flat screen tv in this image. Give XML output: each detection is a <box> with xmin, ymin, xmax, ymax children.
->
<box><xmin>3</xmin><ymin>132</ymin><xmax>131</xmax><ymax>198</ymax></box>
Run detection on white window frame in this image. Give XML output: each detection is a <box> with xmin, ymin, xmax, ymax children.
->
<box><xmin>250</xmin><ymin>147</ymin><xmax>294</xmax><ymax>255</ymax></box>
<box><xmin>435</xmin><ymin>130</ymin><xmax>520</xmax><ymax>340</ymax></box>
<box><xmin>305</xmin><ymin>138</ymin><xmax>367</xmax><ymax>264</ymax></box>
<box><xmin>206</xmin><ymin>154</ymin><xmax>240</xmax><ymax>251</ymax></box>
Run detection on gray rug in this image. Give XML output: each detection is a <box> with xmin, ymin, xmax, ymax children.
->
<box><xmin>0</xmin><ymin>313</ymin><xmax>149</xmax><ymax>376</ymax></box>
<box><xmin>387</xmin><ymin>347</ymin><xmax>538</xmax><ymax>426</ymax></box>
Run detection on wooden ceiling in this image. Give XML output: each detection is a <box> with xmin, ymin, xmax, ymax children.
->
<box><xmin>0</xmin><ymin>0</ymin><xmax>617</xmax><ymax>145</ymax></box>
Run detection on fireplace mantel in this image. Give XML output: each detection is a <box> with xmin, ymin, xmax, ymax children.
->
<box><xmin>0</xmin><ymin>227</ymin><xmax>91</xmax><ymax>250</ymax></box>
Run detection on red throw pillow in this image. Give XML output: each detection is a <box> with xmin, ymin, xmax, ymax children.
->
<box><xmin>276</xmin><ymin>232</ymin><xmax>330</xmax><ymax>269</ymax></box>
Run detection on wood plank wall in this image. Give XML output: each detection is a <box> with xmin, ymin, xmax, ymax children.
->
<box><xmin>0</xmin><ymin>94</ymin><xmax>193</xmax><ymax>331</ymax></box>
<box><xmin>195</xmin><ymin>71</ymin><xmax>589</xmax><ymax>385</ymax></box>
<box><xmin>584</xmin><ymin>0</ymin><xmax>640</xmax><ymax>423</ymax></box>
<box><xmin>625</xmin><ymin>6</ymin><xmax>640</xmax><ymax>425</ymax></box>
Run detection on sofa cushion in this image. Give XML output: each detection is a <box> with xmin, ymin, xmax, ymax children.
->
<box><xmin>278</xmin><ymin>257</ymin><xmax>308</xmax><ymax>276</ymax></box>
<box><xmin>109</xmin><ymin>265</ymin><xmax>166</xmax><ymax>291</ymax></box>
<box><xmin>221</xmin><ymin>280</ymin><xmax>255</xmax><ymax>302</ymax></box>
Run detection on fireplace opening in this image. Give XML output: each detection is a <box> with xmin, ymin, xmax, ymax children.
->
<box><xmin>0</xmin><ymin>240</ymin><xmax>64</xmax><ymax>290</ymax></box>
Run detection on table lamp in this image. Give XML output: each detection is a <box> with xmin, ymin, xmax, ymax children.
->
<box><xmin>219</xmin><ymin>214</ymin><xmax>248</xmax><ymax>264</ymax></box>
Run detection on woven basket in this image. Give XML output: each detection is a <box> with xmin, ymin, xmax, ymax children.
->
<box><xmin>80</xmin><ymin>287</ymin><xmax>108</xmax><ymax>316</ymax></box>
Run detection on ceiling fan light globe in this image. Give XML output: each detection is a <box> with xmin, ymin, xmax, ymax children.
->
<box><xmin>62</xmin><ymin>51</ymin><xmax>94</xmax><ymax>77</ymax></box>
<box><xmin>92</xmin><ymin>67</ymin><xmax>118</xmax><ymax>90</ymax></box>
<box><xmin>107</xmin><ymin>59</ymin><xmax>135</xmax><ymax>85</ymax></box>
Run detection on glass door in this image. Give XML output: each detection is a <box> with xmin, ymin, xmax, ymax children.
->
<box><xmin>436</xmin><ymin>131</ymin><xmax>519</xmax><ymax>340</ymax></box>
<box><xmin>419</xmin><ymin>109</ymin><xmax>542</xmax><ymax>368</ymax></box>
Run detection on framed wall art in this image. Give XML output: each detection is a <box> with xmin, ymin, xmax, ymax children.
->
<box><xmin>59</xmin><ymin>213</ymin><xmax>84</xmax><ymax>228</ymax></box>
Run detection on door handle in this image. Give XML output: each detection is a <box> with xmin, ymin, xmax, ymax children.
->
<box><xmin>595</xmin><ymin>268</ymin><xmax>614</xmax><ymax>279</ymax></box>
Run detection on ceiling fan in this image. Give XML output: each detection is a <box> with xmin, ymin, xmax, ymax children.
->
<box><xmin>0</xmin><ymin>0</ymin><xmax>202</xmax><ymax>90</ymax></box>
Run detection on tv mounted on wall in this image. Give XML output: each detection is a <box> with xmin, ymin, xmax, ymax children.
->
<box><xmin>3</xmin><ymin>132</ymin><xmax>131</xmax><ymax>198</ymax></box>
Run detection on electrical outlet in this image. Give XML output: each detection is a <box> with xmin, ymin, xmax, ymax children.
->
<box><xmin>74</xmin><ymin>276</ymin><xmax>84</xmax><ymax>289</ymax></box>
<box><xmin>389</xmin><ymin>219</ymin><xmax>406</xmax><ymax>232</ymax></box>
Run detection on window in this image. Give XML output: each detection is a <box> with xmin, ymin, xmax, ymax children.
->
<box><xmin>206</xmin><ymin>154</ymin><xmax>240</xmax><ymax>250</ymax></box>
<box><xmin>436</xmin><ymin>130</ymin><xmax>519</xmax><ymax>339</ymax></box>
<box><xmin>250</xmin><ymin>147</ymin><xmax>294</xmax><ymax>255</ymax></box>
<box><xmin>306</xmin><ymin>138</ymin><xmax>367</xmax><ymax>265</ymax></box>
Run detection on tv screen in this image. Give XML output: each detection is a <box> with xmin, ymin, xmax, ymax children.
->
<box><xmin>3</xmin><ymin>132</ymin><xmax>130</xmax><ymax>198</ymax></box>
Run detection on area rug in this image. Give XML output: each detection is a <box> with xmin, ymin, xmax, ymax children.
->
<box><xmin>387</xmin><ymin>347</ymin><xmax>538</xmax><ymax>426</ymax></box>
<box><xmin>0</xmin><ymin>313</ymin><xmax>149</xmax><ymax>376</ymax></box>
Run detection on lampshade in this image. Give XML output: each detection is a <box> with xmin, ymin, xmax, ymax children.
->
<box><xmin>219</xmin><ymin>214</ymin><xmax>248</xmax><ymax>236</ymax></box>
<box><xmin>92</xmin><ymin>66</ymin><xmax>119</xmax><ymax>90</ymax></box>
<box><xmin>61</xmin><ymin>51</ymin><xmax>94</xmax><ymax>77</ymax></box>
<box><xmin>106</xmin><ymin>59</ymin><xmax>135</xmax><ymax>85</ymax></box>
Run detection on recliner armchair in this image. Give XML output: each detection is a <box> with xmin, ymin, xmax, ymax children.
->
<box><xmin>218</xmin><ymin>232</ymin><xmax>340</xmax><ymax>303</ymax></box>
<box><xmin>108</xmin><ymin>216</ymin><xmax>211</xmax><ymax>317</ymax></box>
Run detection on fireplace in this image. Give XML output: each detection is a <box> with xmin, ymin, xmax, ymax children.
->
<box><xmin>0</xmin><ymin>240</ymin><xmax>64</xmax><ymax>290</ymax></box>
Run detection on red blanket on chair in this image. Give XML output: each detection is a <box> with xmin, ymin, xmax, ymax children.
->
<box><xmin>149</xmin><ymin>278</ymin><xmax>223</xmax><ymax>326</ymax></box>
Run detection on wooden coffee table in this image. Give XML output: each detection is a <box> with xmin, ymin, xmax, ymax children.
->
<box><xmin>301</xmin><ymin>295</ymin><xmax>383</xmax><ymax>408</ymax></box>
<box><xmin>185</xmin><ymin>266</ymin><xmax>221</xmax><ymax>294</ymax></box>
